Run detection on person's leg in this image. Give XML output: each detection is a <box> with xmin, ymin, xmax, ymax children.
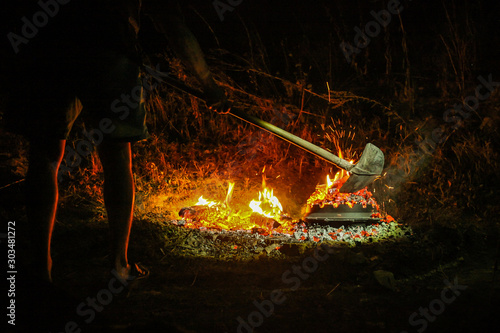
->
<box><xmin>83</xmin><ymin>53</ymin><xmax>148</xmax><ymax>279</ymax></box>
<box><xmin>97</xmin><ymin>141</ymin><xmax>135</xmax><ymax>279</ymax></box>
<box><xmin>25</xmin><ymin>139</ymin><xmax>66</xmax><ymax>283</ymax></box>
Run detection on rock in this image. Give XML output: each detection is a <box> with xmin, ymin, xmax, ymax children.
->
<box><xmin>253</xmin><ymin>246</ymin><xmax>264</xmax><ymax>254</ymax></box>
<box><xmin>265</xmin><ymin>244</ymin><xmax>278</xmax><ymax>253</ymax></box>
<box><xmin>373</xmin><ymin>270</ymin><xmax>396</xmax><ymax>291</ymax></box>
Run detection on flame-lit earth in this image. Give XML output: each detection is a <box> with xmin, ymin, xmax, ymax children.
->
<box><xmin>175</xmin><ymin>167</ymin><xmax>399</xmax><ymax>243</ymax></box>
<box><xmin>177</xmin><ymin>182</ymin><xmax>297</xmax><ymax>235</ymax></box>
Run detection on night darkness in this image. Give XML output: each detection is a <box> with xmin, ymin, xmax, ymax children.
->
<box><xmin>1</xmin><ymin>1</ymin><xmax>500</xmax><ymax>332</ymax></box>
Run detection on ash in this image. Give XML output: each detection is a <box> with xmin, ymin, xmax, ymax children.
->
<box><xmin>171</xmin><ymin>219</ymin><xmax>412</xmax><ymax>248</ymax></box>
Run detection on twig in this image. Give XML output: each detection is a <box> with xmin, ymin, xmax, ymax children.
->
<box><xmin>326</xmin><ymin>282</ymin><xmax>341</xmax><ymax>296</ymax></box>
<box><xmin>439</xmin><ymin>264</ymin><xmax>449</xmax><ymax>281</ymax></box>
<box><xmin>168</xmin><ymin>229</ymin><xmax>194</xmax><ymax>253</ymax></box>
<box><xmin>189</xmin><ymin>6</ymin><xmax>220</xmax><ymax>48</ymax></box>
<box><xmin>0</xmin><ymin>179</ymin><xmax>25</xmax><ymax>191</ymax></box>
<box><xmin>191</xmin><ymin>271</ymin><xmax>199</xmax><ymax>286</ymax></box>
<box><xmin>221</xmin><ymin>65</ymin><xmax>391</xmax><ymax>111</ymax></box>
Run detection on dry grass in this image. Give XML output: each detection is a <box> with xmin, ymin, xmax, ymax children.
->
<box><xmin>53</xmin><ymin>47</ymin><xmax>497</xmax><ymax>236</ymax></box>
<box><xmin>2</xmin><ymin>3</ymin><xmax>495</xmax><ymax>238</ymax></box>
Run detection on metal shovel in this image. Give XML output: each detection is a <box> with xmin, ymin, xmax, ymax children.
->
<box><xmin>162</xmin><ymin>76</ymin><xmax>384</xmax><ymax>192</ymax></box>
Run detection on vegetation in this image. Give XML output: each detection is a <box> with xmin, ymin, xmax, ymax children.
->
<box><xmin>1</xmin><ymin>1</ymin><xmax>498</xmax><ymax>331</ymax></box>
<box><xmin>1</xmin><ymin>0</ymin><xmax>496</xmax><ymax>244</ymax></box>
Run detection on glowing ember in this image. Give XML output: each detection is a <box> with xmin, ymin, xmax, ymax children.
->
<box><xmin>307</xmin><ymin>172</ymin><xmax>379</xmax><ymax>210</ymax></box>
<box><xmin>305</xmin><ymin>150</ymin><xmax>393</xmax><ymax>223</ymax></box>
<box><xmin>307</xmin><ymin>151</ymin><xmax>353</xmax><ymax>207</ymax></box>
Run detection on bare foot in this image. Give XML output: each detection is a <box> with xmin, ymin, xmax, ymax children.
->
<box><xmin>114</xmin><ymin>263</ymin><xmax>149</xmax><ymax>281</ymax></box>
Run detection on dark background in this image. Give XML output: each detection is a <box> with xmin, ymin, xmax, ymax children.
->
<box><xmin>1</xmin><ymin>1</ymin><xmax>500</xmax><ymax>332</ymax></box>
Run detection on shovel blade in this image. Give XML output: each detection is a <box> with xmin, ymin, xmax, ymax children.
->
<box><xmin>339</xmin><ymin>174</ymin><xmax>380</xmax><ymax>193</ymax></box>
<box><xmin>339</xmin><ymin>143</ymin><xmax>384</xmax><ymax>193</ymax></box>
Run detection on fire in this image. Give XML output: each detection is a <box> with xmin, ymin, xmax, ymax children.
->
<box><xmin>330</xmin><ymin>150</ymin><xmax>351</xmax><ymax>183</ymax></box>
<box><xmin>225</xmin><ymin>182</ymin><xmax>235</xmax><ymax>207</ymax></box>
<box><xmin>307</xmin><ymin>151</ymin><xmax>352</xmax><ymax>206</ymax></box>
<box><xmin>307</xmin><ymin>171</ymin><xmax>379</xmax><ymax>210</ymax></box>
<box><xmin>177</xmin><ymin>151</ymin><xmax>391</xmax><ymax>237</ymax></box>
<box><xmin>179</xmin><ymin>180</ymin><xmax>292</xmax><ymax>234</ymax></box>
<box><xmin>249</xmin><ymin>188</ymin><xmax>283</xmax><ymax>219</ymax></box>
<box><xmin>195</xmin><ymin>196</ymin><xmax>218</xmax><ymax>208</ymax></box>
<box><xmin>305</xmin><ymin>149</ymin><xmax>383</xmax><ymax>212</ymax></box>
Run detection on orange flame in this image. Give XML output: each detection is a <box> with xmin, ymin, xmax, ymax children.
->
<box><xmin>183</xmin><ymin>180</ymin><xmax>290</xmax><ymax>233</ymax></box>
<box><xmin>306</xmin><ymin>147</ymin><xmax>382</xmax><ymax>210</ymax></box>
<box><xmin>249</xmin><ymin>188</ymin><xmax>283</xmax><ymax>219</ymax></box>
<box><xmin>307</xmin><ymin>150</ymin><xmax>354</xmax><ymax>206</ymax></box>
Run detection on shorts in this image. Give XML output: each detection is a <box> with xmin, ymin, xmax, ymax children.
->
<box><xmin>4</xmin><ymin>51</ymin><xmax>149</xmax><ymax>143</ymax></box>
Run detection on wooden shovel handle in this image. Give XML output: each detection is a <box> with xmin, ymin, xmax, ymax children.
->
<box><xmin>228</xmin><ymin>108</ymin><xmax>353</xmax><ymax>171</ymax></box>
<box><xmin>162</xmin><ymin>75</ymin><xmax>354</xmax><ymax>171</ymax></box>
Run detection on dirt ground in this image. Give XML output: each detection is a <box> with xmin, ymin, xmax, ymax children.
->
<box><xmin>1</xmin><ymin>1</ymin><xmax>499</xmax><ymax>331</ymax></box>
<box><xmin>2</xmin><ymin>179</ymin><xmax>499</xmax><ymax>333</ymax></box>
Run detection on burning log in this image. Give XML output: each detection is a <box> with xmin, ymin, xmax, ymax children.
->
<box><xmin>173</xmin><ymin>180</ymin><xmax>299</xmax><ymax>234</ymax></box>
<box><xmin>177</xmin><ymin>202</ymin><xmax>232</xmax><ymax>231</ymax></box>
<box><xmin>249</xmin><ymin>213</ymin><xmax>281</xmax><ymax>233</ymax></box>
<box><xmin>179</xmin><ymin>205</ymin><xmax>218</xmax><ymax>221</ymax></box>
<box><xmin>178</xmin><ymin>207</ymin><xmax>198</xmax><ymax>220</ymax></box>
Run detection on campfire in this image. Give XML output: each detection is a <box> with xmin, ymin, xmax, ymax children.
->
<box><xmin>175</xmin><ymin>151</ymin><xmax>396</xmax><ymax>243</ymax></box>
<box><xmin>304</xmin><ymin>169</ymin><xmax>383</xmax><ymax>225</ymax></box>
<box><xmin>177</xmin><ymin>180</ymin><xmax>296</xmax><ymax>235</ymax></box>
